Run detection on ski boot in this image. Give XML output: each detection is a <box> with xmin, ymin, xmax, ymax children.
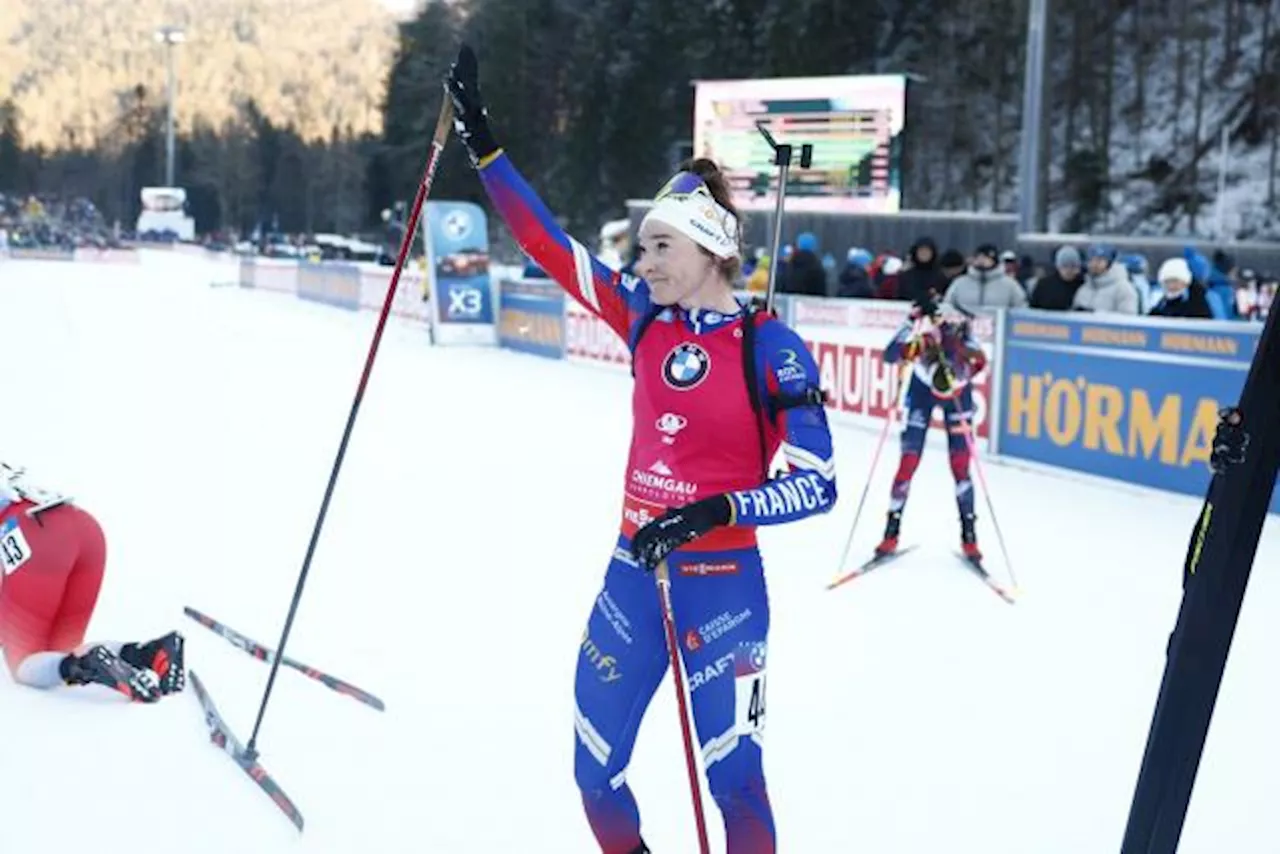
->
<box><xmin>61</xmin><ymin>645</ymin><xmax>161</xmax><ymax>703</ymax></box>
<box><xmin>627</xmin><ymin>843</ymin><xmax>651</xmax><ymax>854</ymax></box>
<box><xmin>875</xmin><ymin>511</ymin><xmax>903</xmax><ymax>557</ymax></box>
<box><xmin>120</xmin><ymin>631</ymin><xmax>186</xmax><ymax>696</ymax></box>
<box><xmin>960</xmin><ymin>513</ymin><xmax>983</xmax><ymax>561</ymax></box>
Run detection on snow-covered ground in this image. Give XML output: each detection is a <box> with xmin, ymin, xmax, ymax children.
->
<box><xmin>1</xmin><ymin>253</ymin><xmax>1277</xmax><ymax>853</ymax></box>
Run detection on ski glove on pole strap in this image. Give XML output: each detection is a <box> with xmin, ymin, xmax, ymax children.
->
<box><xmin>630</xmin><ymin>496</ymin><xmax>734</xmax><ymax>571</ymax></box>
<box><xmin>445</xmin><ymin>44</ymin><xmax>499</xmax><ymax>166</ymax></box>
<box><xmin>1210</xmin><ymin>406</ymin><xmax>1248</xmax><ymax>474</ymax></box>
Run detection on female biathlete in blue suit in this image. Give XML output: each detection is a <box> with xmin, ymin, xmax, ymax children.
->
<box><xmin>447</xmin><ymin>46</ymin><xmax>839</xmax><ymax>854</ymax></box>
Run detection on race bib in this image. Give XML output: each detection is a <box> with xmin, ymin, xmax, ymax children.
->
<box><xmin>733</xmin><ymin>641</ymin><xmax>767</xmax><ymax>737</ymax></box>
<box><xmin>1</xmin><ymin>517</ymin><xmax>32</xmax><ymax>575</ymax></box>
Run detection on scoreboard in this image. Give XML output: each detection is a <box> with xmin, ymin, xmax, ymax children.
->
<box><xmin>692</xmin><ymin>75</ymin><xmax>906</xmax><ymax>214</ymax></box>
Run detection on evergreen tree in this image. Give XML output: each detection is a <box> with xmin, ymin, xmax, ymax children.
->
<box><xmin>0</xmin><ymin>100</ymin><xmax>23</xmax><ymax>192</ymax></box>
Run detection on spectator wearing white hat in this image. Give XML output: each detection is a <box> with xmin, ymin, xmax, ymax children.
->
<box><xmin>875</xmin><ymin>255</ymin><xmax>904</xmax><ymax>299</ymax></box>
<box><xmin>999</xmin><ymin>249</ymin><xmax>1019</xmax><ymax>280</ymax></box>
<box><xmin>1149</xmin><ymin>258</ymin><xmax>1213</xmax><ymax>319</ymax></box>
<box><xmin>597</xmin><ymin>218</ymin><xmax>632</xmax><ymax>271</ymax></box>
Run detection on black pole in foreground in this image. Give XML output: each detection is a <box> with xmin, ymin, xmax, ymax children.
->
<box><xmin>1120</xmin><ymin>305</ymin><xmax>1280</xmax><ymax>853</ymax></box>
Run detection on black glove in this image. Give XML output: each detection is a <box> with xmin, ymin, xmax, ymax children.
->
<box><xmin>1209</xmin><ymin>407</ymin><xmax>1248</xmax><ymax>474</ymax></box>
<box><xmin>629</xmin><ymin>495</ymin><xmax>733</xmax><ymax>571</ymax></box>
<box><xmin>909</xmin><ymin>294</ymin><xmax>939</xmax><ymax>320</ymax></box>
<box><xmin>445</xmin><ymin>44</ymin><xmax>499</xmax><ymax>166</ymax></box>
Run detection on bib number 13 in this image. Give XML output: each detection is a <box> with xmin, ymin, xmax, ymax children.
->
<box><xmin>1</xmin><ymin>519</ymin><xmax>31</xmax><ymax>575</ymax></box>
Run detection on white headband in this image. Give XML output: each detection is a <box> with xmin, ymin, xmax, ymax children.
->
<box><xmin>641</xmin><ymin>194</ymin><xmax>741</xmax><ymax>259</ymax></box>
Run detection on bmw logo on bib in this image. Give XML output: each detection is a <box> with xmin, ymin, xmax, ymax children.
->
<box><xmin>662</xmin><ymin>342</ymin><xmax>711</xmax><ymax>391</ymax></box>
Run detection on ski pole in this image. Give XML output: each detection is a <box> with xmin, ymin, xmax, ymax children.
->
<box><xmin>654</xmin><ymin>560</ymin><xmax>711</xmax><ymax>854</ymax></box>
<box><xmin>957</xmin><ymin>413</ymin><xmax>1018</xmax><ymax>593</ymax></box>
<box><xmin>829</xmin><ymin>327</ymin><xmax>918</xmax><ymax>583</ymax></box>
<box><xmin>244</xmin><ymin>94</ymin><xmax>455</xmax><ymax>759</ymax></box>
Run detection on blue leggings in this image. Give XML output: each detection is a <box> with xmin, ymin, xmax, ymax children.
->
<box><xmin>575</xmin><ymin>536</ymin><xmax>774</xmax><ymax>854</ymax></box>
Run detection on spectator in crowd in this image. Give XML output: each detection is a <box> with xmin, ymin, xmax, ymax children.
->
<box><xmin>896</xmin><ymin>237</ymin><xmax>948</xmax><ymax>304</ymax></box>
<box><xmin>942</xmin><ymin>243</ymin><xmax>1028</xmax><ymax>309</ymax></box>
<box><xmin>746</xmin><ymin>253</ymin><xmax>770</xmax><ymax>294</ymax></box>
<box><xmin>1210</xmin><ymin>250</ymin><xmax>1240</xmax><ymax>318</ymax></box>
<box><xmin>875</xmin><ymin>255</ymin><xmax>904</xmax><ymax>299</ymax></box>
<box><xmin>780</xmin><ymin>231</ymin><xmax>828</xmax><ymax>296</ymax></box>
<box><xmin>0</xmin><ymin>191</ymin><xmax>111</xmax><ymax>251</ymax></box>
<box><xmin>1148</xmin><ymin>258</ymin><xmax>1212</xmax><ymax>318</ymax></box>
<box><xmin>1233</xmin><ymin>268</ymin><xmax>1263</xmax><ymax>319</ymax></box>
<box><xmin>867</xmin><ymin>251</ymin><xmax>889</xmax><ymax>281</ymax></box>
<box><xmin>1072</xmin><ymin>244</ymin><xmax>1139</xmax><ymax>314</ymax></box>
<box><xmin>597</xmin><ymin>219</ymin><xmax>632</xmax><ymax>271</ymax></box>
<box><xmin>938</xmin><ymin>248</ymin><xmax>967</xmax><ymax>285</ymax></box>
<box><xmin>838</xmin><ymin>247</ymin><xmax>875</xmax><ymax>298</ymax></box>
<box><xmin>1257</xmin><ymin>273</ymin><xmax>1277</xmax><ymax>320</ymax></box>
<box><xmin>1184</xmin><ymin>247</ymin><xmax>1237</xmax><ymax>319</ymax></box>
<box><xmin>821</xmin><ymin>250</ymin><xmax>838</xmax><ymax>285</ymax></box>
<box><xmin>772</xmin><ymin>243</ymin><xmax>794</xmax><ymax>291</ymax></box>
<box><xmin>999</xmin><ymin>250</ymin><xmax>1020</xmax><ymax>283</ymax></box>
<box><xmin>1029</xmin><ymin>246</ymin><xmax>1084</xmax><ymax>310</ymax></box>
<box><xmin>1121</xmin><ymin>254</ymin><xmax>1155</xmax><ymax>312</ymax></box>
<box><xmin>1015</xmin><ymin>254</ymin><xmax>1038</xmax><ymax>291</ymax></box>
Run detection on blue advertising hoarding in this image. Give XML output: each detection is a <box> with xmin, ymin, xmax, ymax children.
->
<box><xmin>297</xmin><ymin>261</ymin><xmax>360</xmax><ymax>310</ymax></box>
<box><xmin>498</xmin><ymin>278</ymin><xmax>565</xmax><ymax>359</ymax></box>
<box><xmin>996</xmin><ymin>311</ymin><xmax>1276</xmax><ymax>511</ymax></box>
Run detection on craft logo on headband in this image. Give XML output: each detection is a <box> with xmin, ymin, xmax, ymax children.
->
<box><xmin>641</xmin><ymin>172</ymin><xmax>741</xmax><ymax>259</ymax></box>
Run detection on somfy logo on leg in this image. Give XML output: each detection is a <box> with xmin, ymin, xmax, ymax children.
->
<box><xmin>580</xmin><ymin>632</ymin><xmax>622</xmax><ymax>683</ymax></box>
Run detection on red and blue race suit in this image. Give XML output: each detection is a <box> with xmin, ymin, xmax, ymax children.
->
<box><xmin>479</xmin><ymin>151</ymin><xmax>837</xmax><ymax>854</ymax></box>
<box><xmin>883</xmin><ymin>319</ymin><xmax>987</xmax><ymax>517</ymax></box>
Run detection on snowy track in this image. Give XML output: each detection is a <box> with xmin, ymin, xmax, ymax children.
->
<box><xmin>1</xmin><ymin>256</ymin><xmax>1277</xmax><ymax>853</ymax></box>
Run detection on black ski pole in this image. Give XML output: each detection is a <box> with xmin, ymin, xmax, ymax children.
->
<box><xmin>1120</xmin><ymin>305</ymin><xmax>1280</xmax><ymax>853</ymax></box>
<box><xmin>242</xmin><ymin>95</ymin><xmax>455</xmax><ymax>760</ymax></box>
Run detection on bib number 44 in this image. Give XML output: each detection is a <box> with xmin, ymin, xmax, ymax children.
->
<box><xmin>748</xmin><ymin>676</ymin><xmax>766</xmax><ymax>728</ymax></box>
<box><xmin>733</xmin><ymin>640</ymin><xmax>768</xmax><ymax>737</ymax></box>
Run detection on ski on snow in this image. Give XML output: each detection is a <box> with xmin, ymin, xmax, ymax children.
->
<box><xmin>828</xmin><ymin>545</ymin><xmax>1017</xmax><ymax>605</ymax></box>
<box><xmin>184</xmin><ymin>605</ymin><xmax>385</xmax><ymax>712</ymax></box>
<box><xmin>189</xmin><ymin>670</ymin><xmax>305</xmax><ymax>831</ymax></box>
<box><xmin>956</xmin><ymin>552</ymin><xmax>1018</xmax><ymax>605</ymax></box>
<box><xmin>827</xmin><ymin>545</ymin><xmax>920</xmax><ymax>590</ymax></box>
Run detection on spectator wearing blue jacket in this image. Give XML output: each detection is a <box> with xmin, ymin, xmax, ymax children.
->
<box><xmin>838</xmin><ymin>247</ymin><xmax>875</xmax><ymax>298</ymax></box>
<box><xmin>1183</xmin><ymin>247</ymin><xmax>1238</xmax><ymax>319</ymax></box>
